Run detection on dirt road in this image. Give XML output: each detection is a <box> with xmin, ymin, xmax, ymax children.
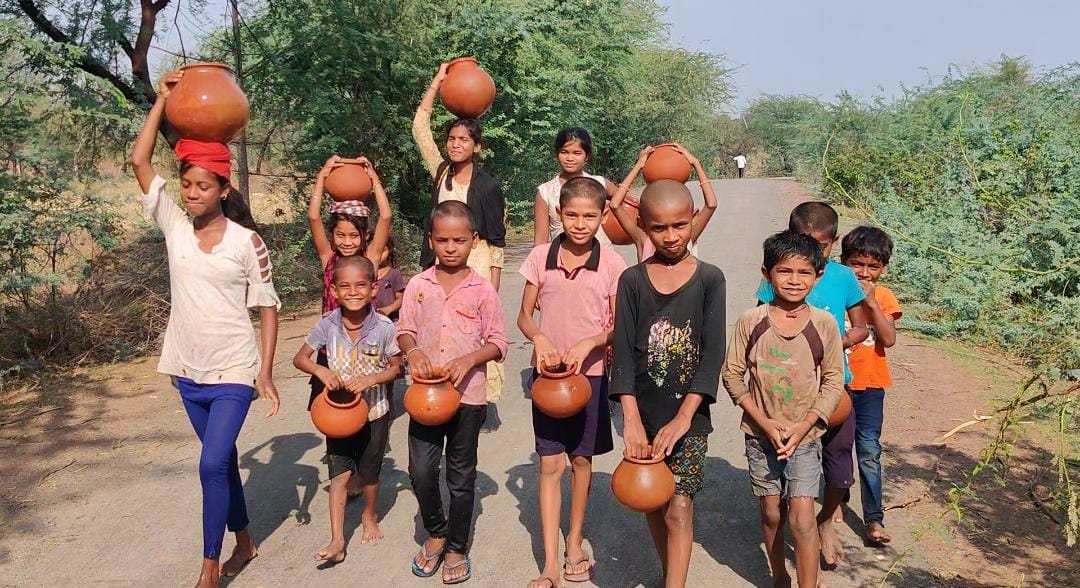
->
<box><xmin>3</xmin><ymin>179</ymin><xmax>1073</xmax><ymax>587</ymax></box>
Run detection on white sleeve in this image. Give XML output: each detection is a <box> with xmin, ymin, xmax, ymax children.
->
<box><xmin>141</xmin><ymin>175</ymin><xmax>188</xmax><ymax>235</ymax></box>
<box><xmin>245</xmin><ymin>232</ymin><xmax>282</xmax><ymax>309</ymax></box>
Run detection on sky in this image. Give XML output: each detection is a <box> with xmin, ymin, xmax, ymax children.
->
<box><xmin>658</xmin><ymin>0</ymin><xmax>1080</xmax><ymax>112</ymax></box>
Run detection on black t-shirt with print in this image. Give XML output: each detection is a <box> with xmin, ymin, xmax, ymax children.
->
<box><xmin>609</xmin><ymin>261</ymin><xmax>726</xmax><ymax>437</ymax></box>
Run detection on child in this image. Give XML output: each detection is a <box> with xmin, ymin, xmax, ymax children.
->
<box><xmin>533</xmin><ymin>127</ymin><xmax>617</xmax><ymax>247</ymax></box>
<box><xmin>308</xmin><ymin>155</ymin><xmax>393</xmax><ymax>495</ymax></box>
<box><xmin>397</xmin><ymin>201</ymin><xmax>509</xmax><ymax>584</ymax></box>
<box><xmin>723</xmin><ymin>230</ymin><xmax>845</xmax><ymax>588</ymax></box>
<box><xmin>608</xmin><ymin>144</ymin><xmax>718</xmax><ymax>262</ymax></box>
<box><xmin>841</xmin><ymin>226</ymin><xmax>901</xmax><ymax>544</ymax></box>
<box><xmin>131</xmin><ymin>70</ymin><xmax>281</xmax><ymax>587</ymax></box>
<box><xmin>374</xmin><ymin>235</ymin><xmax>405</xmax><ymax>322</ymax></box>
<box><xmin>293</xmin><ymin>256</ymin><xmax>402</xmax><ymax>562</ymax></box>
<box><xmin>755</xmin><ymin>202</ymin><xmax>869</xmax><ymax>565</ymax></box>
<box><xmin>609</xmin><ymin>180</ymin><xmax>726</xmax><ymax>588</ymax></box>
<box><xmin>517</xmin><ymin>177</ymin><xmax>625</xmax><ymax>587</ymax></box>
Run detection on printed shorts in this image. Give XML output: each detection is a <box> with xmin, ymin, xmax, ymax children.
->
<box><xmin>666</xmin><ymin>435</ymin><xmax>708</xmax><ymax>497</ymax></box>
<box><xmin>744</xmin><ymin>435</ymin><xmax>822</xmax><ymax>498</ymax></box>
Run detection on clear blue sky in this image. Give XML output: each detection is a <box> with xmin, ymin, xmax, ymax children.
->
<box><xmin>659</xmin><ymin>0</ymin><xmax>1079</xmax><ymax>112</ymax></box>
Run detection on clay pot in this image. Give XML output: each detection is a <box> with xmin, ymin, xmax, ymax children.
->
<box><xmin>611</xmin><ymin>451</ymin><xmax>676</xmax><ymax>512</ymax></box>
<box><xmin>601</xmin><ymin>196</ymin><xmax>639</xmax><ymax>246</ymax></box>
<box><xmin>642</xmin><ymin>144</ymin><xmax>692</xmax><ymax>184</ymax></box>
<box><xmin>324</xmin><ymin>158</ymin><xmax>373</xmax><ymax>202</ymax></box>
<box><xmin>310</xmin><ymin>388</ymin><xmax>369</xmax><ymax>439</ymax></box>
<box><xmin>439</xmin><ymin>57</ymin><xmax>496</xmax><ymax>119</ymax></box>
<box><xmin>531</xmin><ymin>363</ymin><xmax>590</xmax><ymax>419</ymax></box>
<box><xmin>164</xmin><ymin>62</ymin><xmax>250</xmax><ymax>143</ymax></box>
<box><xmin>829</xmin><ymin>391</ymin><xmax>852</xmax><ymax>429</ymax></box>
<box><xmin>404</xmin><ymin>373</ymin><xmax>461</xmax><ymax>426</ymax></box>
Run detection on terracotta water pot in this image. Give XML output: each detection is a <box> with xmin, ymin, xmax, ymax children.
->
<box><xmin>310</xmin><ymin>388</ymin><xmax>369</xmax><ymax>439</ymax></box>
<box><xmin>164</xmin><ymin>62</ymin><xmax>250</xmax><ymax>143</ymax></box>
<box><xmin>611</xmin><ymin>451</ymin><xmax>676</xmax><ymax>512</ymax></box>
<box><xmin>439</xmin><ymin>57</ymin><xmax>496</xmax><ymax>119</ymax></box>
<box><xmin>642</xmin><ymin>144</ymin><xmax>692</xmax><ymax>184</ymax></box>
<box><xmin>531</xmin><ymin>363</ymin><xmax>590</xmax><ymax>419</ymax></box>
<box><xmin>324</xmin><ymin>158</ymin><xmax>373</xmax><ymax>202</ymax></box>
<box><xmin>601</xmin><ymin>196</ymin><xmax>639</xmax><ymax>246</ymax></box>
<box><xmin>828</xmin><ymin>390</ymin><xmax>852</xmax><ymax>430</ymax></box>
<box><xmin>405</xmin><ymin>373</ymin><xmax>460</xmax><ymax>426</ymax></box>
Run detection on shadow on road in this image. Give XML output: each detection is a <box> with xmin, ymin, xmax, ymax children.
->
<box><xmin>238</xmin><ymin>432</ymin><xmax>322</xmax><ymax>542</ymax></box>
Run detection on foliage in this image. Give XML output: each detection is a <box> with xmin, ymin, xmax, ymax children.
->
<box><xmin>199</xmin><ymin>0</ymin><xmax>732</xmax><ymax>227</ymax></box>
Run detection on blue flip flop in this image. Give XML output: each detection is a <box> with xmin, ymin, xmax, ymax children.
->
<box><xmin>442</xmin><ymin>557</ymin><xmax>472</xmax><ymax>585</ymax></box>
<box><xmin>411</xmin><ymin>544</ymin><xmax>445</xmax><ymax>578</ymax></box>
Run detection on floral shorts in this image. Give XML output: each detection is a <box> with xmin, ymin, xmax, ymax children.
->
<box><xmin>664</xmin><ymin>435</ymin><xmax>708</xmax><ymax>497</ymax></box>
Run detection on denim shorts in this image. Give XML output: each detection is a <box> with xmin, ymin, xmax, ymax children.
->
<box><xmin>744</xmin><ymin>435</ymin><xmax>822</xmax><ymax>498</ymax></box>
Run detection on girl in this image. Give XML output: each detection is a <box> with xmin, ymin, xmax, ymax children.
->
<box><xmin>413</xmin><ymin>60</ymin><xmax>507</xmax><ymax>403</ymax></box>
<box><xmin>609</xmin><ymin>143</ymin><xmax>719</xmax><ymax>262</ymax></box>
<box><xmin>307</xmin><ymin>155</ymin><xmax>393</xmax><ymax>497</ymax></box>
<box><xmin>374</xmin><ymin>235</ymin><xmax>405</xmax><ymax>322</ymax></box>
<box><xmin>533</xmin><ymin>127</ymin><xmax>619</xmax><ymax>248</ymax></box>
<box><xmin>130</xmin><ymin>70</ymin><xmax>281</xmax><ymax>588</ymax></box>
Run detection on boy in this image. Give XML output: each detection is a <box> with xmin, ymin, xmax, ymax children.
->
<box><xmin>293</xmin><ymin>255</ymin><xmax>403</xmax><ymax>562</ymax></box>
<box><xmin>398</xmin><ymin>201</ymin><xmax>509</xmax><ymax>584</ymax></box>
<box><xmin>610</xmin><ymin>179</ymin><xmax>726</xmax><ymax>588</ymax></box>
<box><xmin>841</xmin><ymin>226</ymin><xmax>901</xmax><ymax>544</ymax></box>
<box><xmin>755</xmin><ymin>202</ymin><xmax>869</xmax><ymax>564</ymax></box>
<box><xmin>517</xmin><ymin>177</ymin><xmax>626</xmax><ymax>588</ymax></box>
<box><xmin>724</xmin><ymin>230</ymin><xmax>845</xmax><ymax>588</ymax></box>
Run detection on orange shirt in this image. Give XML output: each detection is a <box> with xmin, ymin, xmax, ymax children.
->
<box><xmin>846</xmin><ymin>285</ymin><xmax>902</xmax><ymax>391</ymax></box>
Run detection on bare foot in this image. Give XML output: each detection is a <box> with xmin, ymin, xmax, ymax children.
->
<box><xmin>817</xmin><ymin>575</ymin><xmax>828</xmax><ymax>588</ymax></box>
<box><xmin>314</xmin><ymin>539</ymin><xmax>347</xmax><ymax>564</ymax></box>
<box><xmin>220</xmin><ymin>543</ymin><xmax>257</xmax><ymax>577</ymax></box>
<box><xmin>866</xmin><ymin>522</ymin><xmax>891</xmax><ymax>544</ymax></box>
<box><xmin>346</xmin><ymin>475</ymin><xmax>363</xmax><ymax>498</ymax></box>
<box><xmin>528</xmin><ymin>573</ymin><xmax>559</xmax><ymax>588</ymax></box>
<box><xmin>818</xmin><ymin>522</ymin><xmax>845</xmax><ymax>566</ymax></box>
<box><xmin>360</xmin><ymin>514</ymin><xmax>384</xmax><ymax>544</ymax></box>
<box><xmin>832</xmin><ymin>510</ymin><xmax>843</xmax><ymax>524</ymax></box>
<box><xmin>195</xmin><ymin>559</ymin><xmax>219</xmax><ymax>588</ymax></box>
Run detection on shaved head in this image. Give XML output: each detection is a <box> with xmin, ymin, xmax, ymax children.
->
<box><xmin>640</xmin><ymin>179</ymin><xmax>694</xmax><ymax>220</ymax></box>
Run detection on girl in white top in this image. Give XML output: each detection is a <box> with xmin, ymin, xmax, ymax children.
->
<box><xmin>131</xmin><ymin>70</ymin><xmax>281</xmax><ymax>588</ymax></box>
<box><xmin>533</xmin><ymin>128</ymin><xmax>619</xmax><ymax>247</ymax></box>
<box><xmin>609</xmin><ymin>143</ymin><xmax>719</xmax><ymax>262</ymax></box>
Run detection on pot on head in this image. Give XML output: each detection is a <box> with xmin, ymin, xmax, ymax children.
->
<box><xmin>642</xmin><ymin>143</ymin><xmax>692</xmax><ymax>184</ymax></box>
<box><xmin>164</xmin><ymin>62</ymin><xmax>250</xmax><ymax>143</ymax></box>
<box><xmin>439</xmin><ymin>57</ymin><xmax>496</xmax><ymax>119</ymax></box>
<box><xmin>324</xmin><ymin>158</ymin><xmax>373</xmax><ymax>202</ymax></box>
<box><xmin>601</xmin><ymin>196</ymin><xmax>639</xmax><ymax>246</ymax></box>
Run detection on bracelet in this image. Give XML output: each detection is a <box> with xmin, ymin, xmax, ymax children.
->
<box><xmin>698</xmin><ymin>180</ymin><xmax>710</xmax><ymax>186</ymax></box>
<box><xmin>404</xmin><ymin>348</ymin><xmax>422</xmax><ymax>362</ymax></box>
<box><xmin>616</xmin><ymin>183</ymin><xmax>629</xmax><ymax>193</ymax></box>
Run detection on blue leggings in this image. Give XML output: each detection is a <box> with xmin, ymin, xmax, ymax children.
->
<box><xmin>177</xmin><ymin>378</ymin><xmax>252</xmax><ymax>559</ymax></box>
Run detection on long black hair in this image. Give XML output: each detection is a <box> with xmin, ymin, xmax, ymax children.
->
<box><xmin>179</xmin><ymin>161</ymin><xmax>259</xmax><ymax>233</ymax></box>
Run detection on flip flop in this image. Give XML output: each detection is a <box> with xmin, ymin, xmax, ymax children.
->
<box><xmin>411</xmin><ymin>544</ymin><xmax>445</xmax><ymax>578</ymax></box>
<box><xmin>563</xmin><ymin>553</ymin><xmax>592</xmax><ymax>583</ymax></box>
<box><xmin>442</xmin><ymin>556</ymin><xmax>472</xmax><ymax>584</ymax></box>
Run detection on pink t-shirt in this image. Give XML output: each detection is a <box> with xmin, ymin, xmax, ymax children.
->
<box><xmin>398</xmin><ymin>267</ymin><xmax>509</xmax><ymax>405</ymax></box>
<box><xmin>518</xmin><ymin>237</ymin><xmax>626</xmax><ymax>376</ymax></box>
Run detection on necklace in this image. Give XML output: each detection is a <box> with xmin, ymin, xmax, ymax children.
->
<box><xmin>655</xmin><ymin>249</ymin><xmax>691</xmax><ymax>269</ymax></box>
<box><xmin>782</xmin><ymin>303</ymin><xmax>809</xmax><ymax>319</ymax></box>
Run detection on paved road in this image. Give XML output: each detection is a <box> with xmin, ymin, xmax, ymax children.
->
<box><xmin>10</xmin><ymin>179</ymin><xmax>884</xmax><ymax>587</ymax></box>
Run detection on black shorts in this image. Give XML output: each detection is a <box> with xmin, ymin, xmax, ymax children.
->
<box><xmin>326</xmin><ymin>414</ymin><xmax>389</xmax><ymax>482</ymax></box>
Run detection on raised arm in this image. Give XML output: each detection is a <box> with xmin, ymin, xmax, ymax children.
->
<box><xmin>359</xmin><ymin>157</ymin><xmax>393</xmax><ymax>269</ymax></box>
<box><xmin>412</xmin><ymin>62</ymin><xmax>450</xmax><ymax>178</ymax></box>
<box><xmin>130</xmin><ymin>71</ymin><xmax>182</xmax><ymax>194</ymax></box>
<box><xmin>610</xmin><ymin>146</ymin><xmax>653</xmax><ymax>256</ymax></box>
<box><xmin>308</xmin><ymin>155</ymin><xmax>342</xmax><ymax>267</ymax></box>
<box><xmin>672</xmin><ymin>144</ymin><xmax>718</xmax><ymax>243</ymax></box>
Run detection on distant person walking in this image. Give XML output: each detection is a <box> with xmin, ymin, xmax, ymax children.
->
<box><xmin>733</xmin><ymin>154</ymin><xmax>747</xmax><ymax>178</ymax></box>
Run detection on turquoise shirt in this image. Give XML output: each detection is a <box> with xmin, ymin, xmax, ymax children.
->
<box><xmin>756</xmin><ymin>260</ymin><xmax>865</xmax><ymax>383</ymax></box>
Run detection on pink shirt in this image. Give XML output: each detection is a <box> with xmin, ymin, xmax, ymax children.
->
<box><xmin>519</xmin><ymin>237</ymin><xmax>626</xmax><ymax>376</ymax></box>
<box><xmin>398</xmin><ymin>267</ymin><xmax>509</xmax><ymax>405</ymax></box>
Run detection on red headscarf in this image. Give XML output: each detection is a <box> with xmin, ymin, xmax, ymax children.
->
<box><xmin>174</xmin><ymin>139</ymin><xmax>232</xmax><ymax>180</ymax></box>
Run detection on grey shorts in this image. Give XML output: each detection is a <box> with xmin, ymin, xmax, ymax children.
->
<box><xmin>744</xmin><ymin>435</ymin><xmax>822</xmax><ymax>498</ymax></box>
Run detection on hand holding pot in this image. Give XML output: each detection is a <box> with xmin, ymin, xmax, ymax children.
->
<box><xmin>670</xmin><ymin>143</ymin><xmax>700</xmax><ymax>170</ymax></box>
<box><xmin>651</xmin><ymin>414</ymin><xmax>691</xmax><ymax>458</ymax></box>
<box><xmin>444</xmin><ymin>355</ymin><xmax>475</xmax><ymax>387</ymax></box>
<box><xmin>532</xmin><ymin>334</ymin><xmax>561</xmax><ymax>371</ymax></box>
<box><xmin>561</xmin><ymin>340</ymin><xmax>594</xmax><ymax>375</ymax></box>
<box><xmin>317</xmin><ymin>155</ymin><xmax>343</xmax><ymax>182</ymax></box>
<box><xmin>634</xmin><ymin>145</ymin><xmax>655</xmax><ymax>169</ymax></box>
<box><xmin>623</xmin><ymin>418</ymin><xmax>650</xmax><ymax>460</ymax></box>
<box><xmin>158</xmin><ymin>70</ymin><xmax>184</xmax><ymax>101</ymax></box>
<box><xmin>434</xmin><ymin>61</ymin><xmax>451</xmax><ymax>86</ymax></box>
<box><xmin>316</xmin><ymin>366</ymin><xmax>345</xmax><ymax>392</ymax></box>
<box><xmin>408</xmin><ymin>350</ymin><xmax>438</xmax><ymax>380</ymax></box>
<box><xmin>344</xmin><ymin>375</ymin><xmax>376</xmax><ymax>396</ymax></box>
<box><xmin>354</xmin><ymin>156</ymin><xmax>382</xmax><ymax>187</ymax></box>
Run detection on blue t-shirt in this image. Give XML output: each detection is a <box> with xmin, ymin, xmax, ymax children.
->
<box><xmin>755</xmin><ymin>260</ymin><xmax>865</xmax><ymax>383</ymax></box>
